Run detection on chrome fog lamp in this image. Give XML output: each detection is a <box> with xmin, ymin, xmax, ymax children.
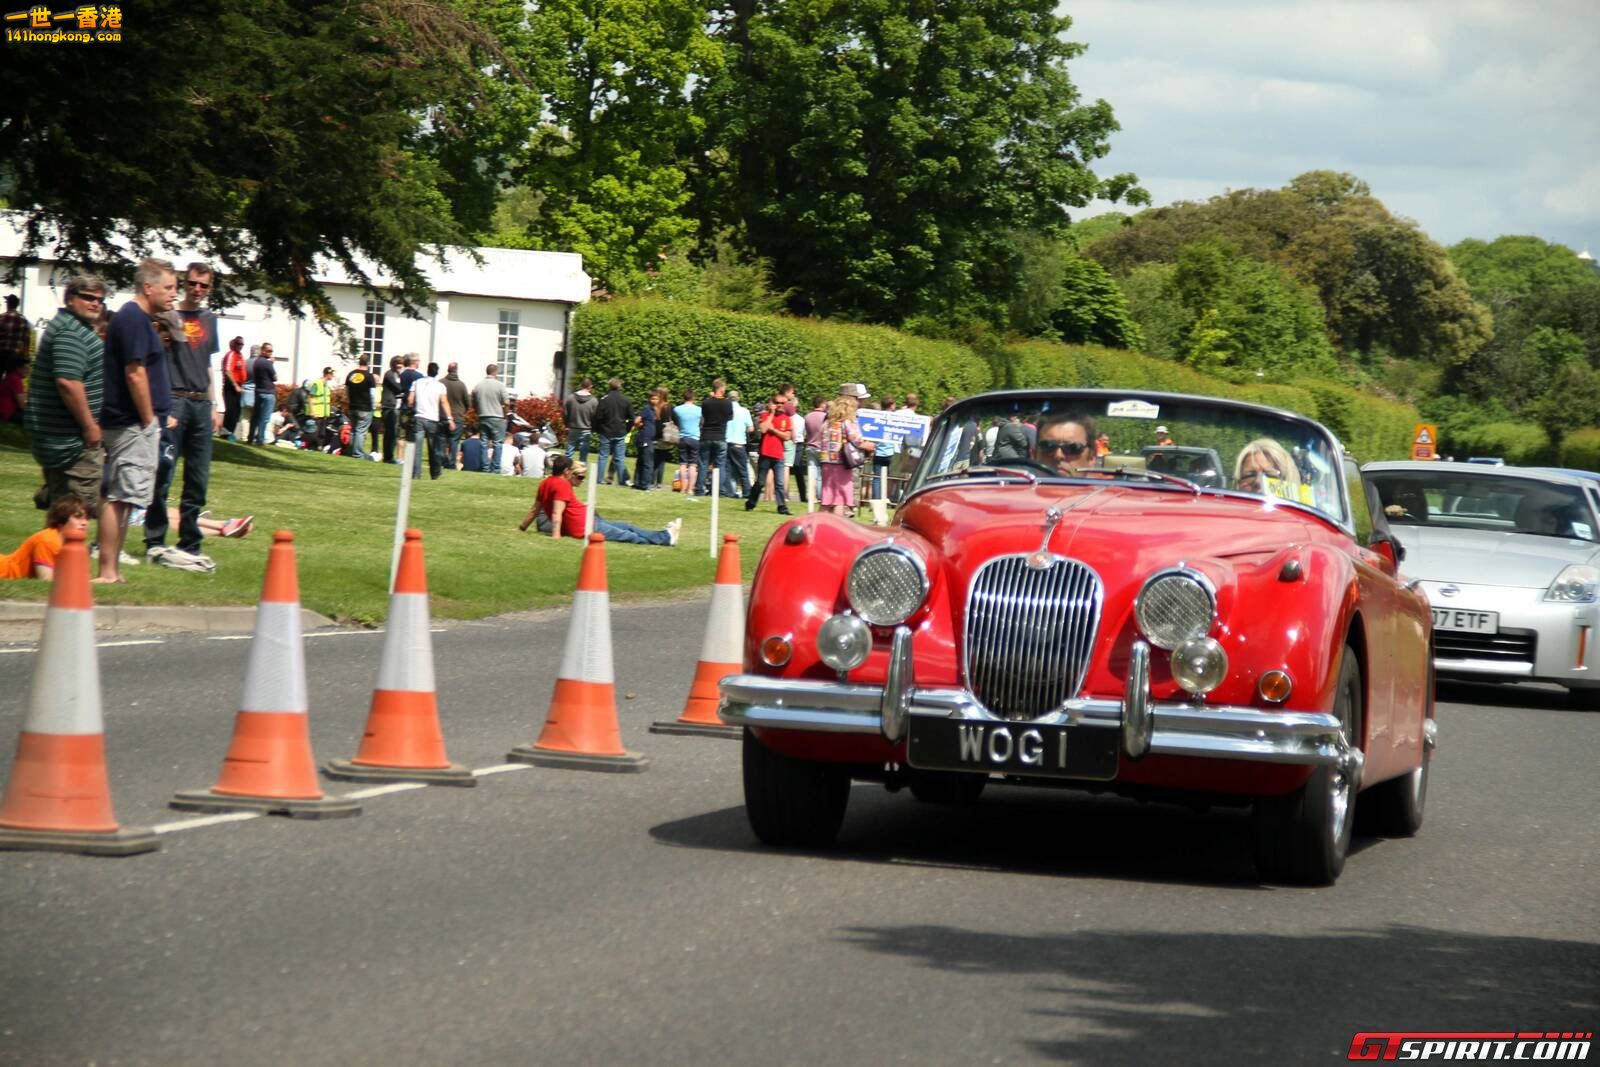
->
<box><xmin>1171</xmin><ymin>637</ymin><xmax>1228</xmax><ymax>696</ymax></box>
<box><xmin>817</xmin><ymin>613</ymin><xmax>872</xmax><ymax>672</ymax></box>
<box><xmin>847</xmin><ymin>545</ymin><xmax>929</xmax><ymax>626</ymax></box>
<box><xmin>1545</xmin><ymin>564</ymin><xmax>1599</xmax><ymax>603</ymax></box>
<box><xmin>1135</xmin><ymin>569</ymin><xmax>1217</xmax><ymax>650</ymax></box>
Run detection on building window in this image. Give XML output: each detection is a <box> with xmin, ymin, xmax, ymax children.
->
<box><xmin>497</xmin><ymin>310</ymin><xmax>519</xmax><ymax>391</ymax></box>
<box><xmin>363</xmin><ymin>300</ymin><xmax>386</xmax><ymax>372</ymax></box>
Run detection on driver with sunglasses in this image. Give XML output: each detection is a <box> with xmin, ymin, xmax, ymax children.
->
<box><xmin>1031</xmin><ymin>410</ymin><xmax>1099</xmax><ymax>475</ymax></box>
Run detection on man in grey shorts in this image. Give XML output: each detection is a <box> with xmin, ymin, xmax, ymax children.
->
<box><xmin>26</xmin><ymin>276</ymin><xmax>109</xmax><ymax>520</ymax></box>
<box><xmin>96</xmin><ymin>258</ymin><xmax>176</xmax><ymax>583</ymax></box>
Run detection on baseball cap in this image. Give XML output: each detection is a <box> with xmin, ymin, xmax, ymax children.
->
<box><xmin>1155</xmin><ymin>425</ymin><xmax>1169</xmax><ymax>434</ymax></box>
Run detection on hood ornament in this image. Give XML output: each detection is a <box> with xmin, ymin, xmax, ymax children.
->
<box><xmin>1029</xmin><ymin>507</ymin><xmax>1064</xmax><ymax>569</ymax></box>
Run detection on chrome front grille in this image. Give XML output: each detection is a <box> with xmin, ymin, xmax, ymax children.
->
<box><xmin>963</xmin><ymin>555</ymin><xmax>1104</xmax><ymax>720</ymax></box>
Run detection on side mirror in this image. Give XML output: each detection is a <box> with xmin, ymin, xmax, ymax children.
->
<box><xmin>1370</xmin><ymin>535</ymin><xmax>1405</xmax><ymax>570</ymax></box>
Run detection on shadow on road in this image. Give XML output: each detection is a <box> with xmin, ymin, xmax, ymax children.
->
<box><xmin>1438</xmin><ymin>678</ymin><xmax>1593</xmax><ymax>713</ymax></box>
<box><xmin>650</xmin><ymin>783</ymin><xmax>1391</xmax><ymax>889</ymax></box>
<box><xmin>836</xmin><ymin>922</ymin><xmax>1600</xmax><ymax>1064</ymax></box>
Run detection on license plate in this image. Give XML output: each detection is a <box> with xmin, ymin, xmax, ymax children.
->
<box><xmin>1431</xmin><ymin>607</ymin><xmax>1498</xmax><ymax>634</ymax></box>
<box><xmin>907</xmin><ymin>718</ymin><xmax>1119</xmax><ymax>781</ymax></box>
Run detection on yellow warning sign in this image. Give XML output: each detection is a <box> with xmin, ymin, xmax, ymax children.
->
<box><xmin>1410</xmin><ymin>423</ymin><xmax>1438</xmax><ymax>461</ymax></box>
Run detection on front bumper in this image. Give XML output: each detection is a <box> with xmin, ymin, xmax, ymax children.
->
<box><xmin>1419</xmin><ymin>581</ymin><xmax>1598</xmax><ymax>688</ymax></box>
<box><xmin>719</xmin><ymin>636</ymin><xmax>1392</xmax><ymax>778</ymax></box>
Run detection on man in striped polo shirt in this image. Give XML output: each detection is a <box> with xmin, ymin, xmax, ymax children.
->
<box><xmin>25</xmin><ymin>275</ymin><xmax>109</xmax><ymax>522</ymax></box>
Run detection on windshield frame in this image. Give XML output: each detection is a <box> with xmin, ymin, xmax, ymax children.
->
<box><xmin>904</xmin><ymin>389</ymin><xmax>1354</xmax><ymax>533</ymax></box>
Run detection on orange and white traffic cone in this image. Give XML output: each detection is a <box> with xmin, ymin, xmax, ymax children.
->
<box><xmin>324</xmin><ymin>529</ymin><xmax>473</xmax><ymax>786</ymax></box>
<box><xmin>0</xmin><ymin>529</ymin><xmax>159</xmax><ymax>856</ymax></box>
<box><xmin>170</xmin><ymin>531</ymin><xmax>361</xmax><ymax>819</ymax></box>
<box><xmin>652</xmin><ymin>533</ymin><xmax>743</xmax><ymax>739</ymax></box>
<box><xmin>507</xmin><ymin>533</ymin><xmax>648</xmax><ymax>773</ymax></box>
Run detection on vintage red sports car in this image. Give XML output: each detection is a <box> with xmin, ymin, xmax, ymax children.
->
<box><xmin>719</xmin><ymin>389</ymin><xmax>1436</xmax><ymax>884</ymax></box>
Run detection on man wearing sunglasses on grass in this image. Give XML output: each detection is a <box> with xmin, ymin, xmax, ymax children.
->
<box><xmin>1031</xmin><ymin>410</ymin><xmax>1099</xmax><ymax>475</ymax></box>
<box><xmin>26</xmin><ymin>276</ymin><xmax>109</xmax><ymax>523</ymax></box>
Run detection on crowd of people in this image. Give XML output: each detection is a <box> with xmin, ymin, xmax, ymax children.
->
<box><xmin>5</xmin><ymin>261</ymin><xmax>931</xmax><ymax>577</ymax></box>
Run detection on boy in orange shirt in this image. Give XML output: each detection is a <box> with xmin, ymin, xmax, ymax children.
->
<box><xmin>0</xmin><ymin>495</ymin><xmax>90</xmax><ymax>580</ymax></box>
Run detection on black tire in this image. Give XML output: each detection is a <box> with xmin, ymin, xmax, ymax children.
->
<box><xmin>742</xmin><ymin>727</ymin><xmax>850</xmax><ymax>848</ymax></box>
<box><xmin>1253</xmin><ymin>648</ymin><xmax>1362</xmax><ymax>885</ymax></box>
<box><xmin>1565</xmin><ymin>686</ymin><xmax>1599</xmax><ymax>711</ymax></box>
<box><xmin>908</xmin><ymin>771</ymin><xmax>988</xmax><ymax>805</ymax></box>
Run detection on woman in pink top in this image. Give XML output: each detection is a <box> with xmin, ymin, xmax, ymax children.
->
<box><xmin>818</xmin><ymin>390</ymin><xmax>874</xmax><ymax>516</ymax></box>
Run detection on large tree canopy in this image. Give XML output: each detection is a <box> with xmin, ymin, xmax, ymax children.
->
<box><xmin>0</xmin><ymin>0</ymin><xmax>517</xmax><ymax>326</ymax></box>
<box><xmin>694</xmin><ymin>0</ymin><xmax>1146</xmax><ymax>323</ymax></box>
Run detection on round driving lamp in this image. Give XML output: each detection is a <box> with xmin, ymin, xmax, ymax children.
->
<box><xmin>1135</xmin><ymin>569</ymin><xmax>1217</xmax><ymax>651</ymax></box>
<box><xmin>1171</xmin><ymin>637</ymin><xmax>1228</xmax><ymax>696</ymax></box>
<box><xmin>817</xmin><ymin>613</ymin><xmax>871</xmax><ymax>673</ymax></box>
<box><xmin>847</xmin><ymin>545</ymin><xmax>929</xmax><ymax>626</ymax></box>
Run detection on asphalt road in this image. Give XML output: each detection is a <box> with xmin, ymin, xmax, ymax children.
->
<box><xmin>0</xmin><ymin>603</ymin><xmax>1595</xmax><ymax>1066</ymax></box>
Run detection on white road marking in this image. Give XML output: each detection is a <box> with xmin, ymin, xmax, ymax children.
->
<box><xmin>206</xmin><ymin>634</ymin><xmax>252</xmax><ymax>641</ymax></box>
<box><xmin>338</xmin><ymin>782</ymin><xmax>429</xmax><ymax>799</ymax></box>
<box><xmin>471</xmin><ymin>763</ymin><xmax>531</xmax><ymax>777</ymax></box>
<box><xmin>304</xmin><ymin>630</ymin><xmax>383</xmax><ymax>640</ymax></box>
<box><xmin>152</xmin><ymin>811</ymin><xmax>262</xmax><ymax>834</ymax></box>
<box><xmin>98</xmin><ymin>639</ymin><xmax>166</xmax><ymax>648</ymax></box>
<box><xmin>0</xmin><ymin>647</ymin><xmax>34</xmax><ymax>655</ymax></box>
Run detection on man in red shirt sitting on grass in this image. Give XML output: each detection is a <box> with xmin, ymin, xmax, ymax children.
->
<box><xmin>520</xmin><ymin>454</ymin><xmax>681</xmax><ymax>546</ymax></box>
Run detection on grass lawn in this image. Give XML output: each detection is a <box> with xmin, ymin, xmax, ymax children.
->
<box><xmin>1</xmin><ymin>424</ymin><xmax>839</xmax><ymax>624</ymax></box>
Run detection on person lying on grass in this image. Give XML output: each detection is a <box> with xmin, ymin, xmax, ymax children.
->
<box><xmin>519</xmin><ymin>455</ymin><xmax>681</xmax><ymax>547</ymax></box>
<box><xmin>0</xmin><ymin>494</ymin><xmax>90</xmax><ymax>580</ymax></box>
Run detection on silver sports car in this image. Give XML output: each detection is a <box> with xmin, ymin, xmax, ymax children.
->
<box><xmin>1363</xmin><ymin>461</ymin><xmax>1600</xmax><ymax>709</ymax></box>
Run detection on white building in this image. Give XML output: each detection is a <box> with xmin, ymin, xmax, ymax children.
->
<box><xmin>0</xmin><ymin>215</ymin><xmax>590</xmax><ymax>399</ymax></box>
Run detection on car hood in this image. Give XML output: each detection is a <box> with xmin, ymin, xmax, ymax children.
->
<box><xmin>898</xmin><ymin>482</ymin><xmax>1327</xmax><ymax>579</ymax></box>
<box><xmin>1388</xmin><ymin>526</ymin><xmax>1599</xmax><ymax>588</ymax></box>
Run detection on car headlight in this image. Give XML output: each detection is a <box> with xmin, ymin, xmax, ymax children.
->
<box><xmin>847</xmin><ymin>545</ymin><xmax>929</xmax><ymax>626</ymax></box>
<box><xmin>1546</xmin><ymin>564</ymin><xmax>1599</xmax><ymax>603</ymax></box>
<box><xmin>1135</xmin><ymin>568</ymin><xmax>1217</xmax><ymax>650</ymax></box>
<box><xmin>1171</xmin><ymin>637</ymin><xmax>1228</xmax><ymax>696</ymax></box>
<box><xmin>817</xmin><ymin>613</ymin><xmax>871</xmax><ymax>672</ymax></box>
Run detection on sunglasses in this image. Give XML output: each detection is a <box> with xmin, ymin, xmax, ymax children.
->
<box><xmin>185</xmin><ymin>280</ymin><xmax>211</xmax><ymax>290</ymax></box>
<box><xmin>1038</xmin><ymin>440</ymin><xmax>1088</xmax><ymax>457</ymax></box>
<box><xmin>1240</xmin><ymin>467</ymin><xmax>1280</xmax><ymax>480</ymax></box>
<box><xmin>71</xmin><ymin>292</ymin><xmax>106</xmax><ymax>304</ymax></box>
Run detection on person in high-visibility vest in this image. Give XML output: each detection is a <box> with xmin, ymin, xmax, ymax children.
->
<box><xmin>306</xmin><ymin>366</ymin><xmax>334</xmax><ymax>420</ymax></box>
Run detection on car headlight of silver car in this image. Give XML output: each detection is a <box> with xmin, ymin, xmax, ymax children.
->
<box><xmin>1135</xmin><ymin>568</ymin><xmax>1217</xmax><ymax>650</ymax></box>
<box><xmin>1545</xmin><ymin>564</ymin><xmax>1599</xmax><ymax>603</ymax></box>
<box><xmin>847</xmin><ymin>544</ymin><xmax>929</xmax><ymax>626</ymax></box>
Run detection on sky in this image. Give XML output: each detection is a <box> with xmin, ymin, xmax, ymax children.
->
<box><xmin>1063</xmin><ymin>0</ymin><xmax>1600</xmax><ymax>253</ymax></box>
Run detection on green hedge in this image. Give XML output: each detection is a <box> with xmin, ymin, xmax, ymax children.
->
<box><xmin>1558</xmin><ymin>428</ymin><xmax>1600</xmax><ymax>472</ymax></box>
<box><xmin>1444</xmin><ymin>421</ymin><xmax>1553</xmax><ymax>465</ymax></box>
<box><xmin>573</xmin><ymin>299</ymin><xmax>990</xmax><ymax>408</ymax></box>
<box><xmin>1004</xmin><ymin>342</ymin><xmax>1421</xmax><ymax>461</ymax></box>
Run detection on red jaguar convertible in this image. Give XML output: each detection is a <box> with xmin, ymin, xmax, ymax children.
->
<box><xmin>719</xmin><ymin>390</ymin><xmax>1436</xmax><ymax>884</ymax></box>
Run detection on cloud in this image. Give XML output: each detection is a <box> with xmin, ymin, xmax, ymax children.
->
<box><xmin>1062</xmin><ymin>0</ymin><xmax>1600</xmax><ymax>250</ymax></box>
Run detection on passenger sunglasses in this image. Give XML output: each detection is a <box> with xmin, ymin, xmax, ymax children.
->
<box><xmin>1038</xmin><ymin>440</ymin><xmax>1088</xmax><ymax>457</ymax></box>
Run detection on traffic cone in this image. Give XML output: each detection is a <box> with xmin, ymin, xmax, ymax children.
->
<box><xmin>507</xmin><ymin>533</ymin><xmax>648</xmax><ymax>773</ymax></box>
<box><xmin>324</xmin><ymin>529</ymin><xmax>473</xmax><ymax>786</ymax></box>
<box><xmin>652</xmin><ymin>533</ymin><xmax>743</xmax><ymax>739</ymax></box>
<box><xmin>170</xmin><ymin>531</ymin><xmax>361</xmax><ymax>819</ymax></box>
<box><xmin>0</xmin><ymin>530</ymin><xmax>159</xmax><ymax>856</ymax></box>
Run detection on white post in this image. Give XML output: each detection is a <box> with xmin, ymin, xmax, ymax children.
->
<box><xmin>870</xmin><ymin>462</ymin><xmax>889</xmax><ymax>525</ymax></box>
<box><xmin>807</xmin><ymin>458</ymin><xmax>819</xmax><ymax>514</ymax></box>
<box><xmin>389</xmin><ymin>439</ymin><xmax>415</xmax><ymax>591</ymax></box>
<box><xmin>709</xmin><ymin>467</ymin><xmax>720</xmax><ymax>558</ymax></box>
<box><xmin>584</xmin><ymin>461</ymin><xmax>597</xmax><ymax>537</ymax></box>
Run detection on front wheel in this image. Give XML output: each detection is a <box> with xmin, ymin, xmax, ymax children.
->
<box><xmin>742</xmin><ymin>728</ymin><xmax>850</xmax><ymax>848</ymax></box>
<box><xmin>1252</xmin><ymin>648</ymin><xmax>1362</xmax><ymax>885</ymax></box>
<box><xmin>1565</xmin><ymin>686</ymin><xmax>1599</xmax><ymax>711</ymax></box>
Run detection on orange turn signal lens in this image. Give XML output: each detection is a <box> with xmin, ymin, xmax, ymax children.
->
<box><xmin>1257</xmin><ymin>669</ymin><xmax>1293</xmax><ymax>704</ymax></box>
<box><xmin>760</xmin><ymin>634</ymin><xmax>793</xmax><ymax>667</ymax></box>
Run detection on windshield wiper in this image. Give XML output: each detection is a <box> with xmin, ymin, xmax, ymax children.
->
<box><xmin>1106</xmin><ymin>466</ymin><xmax>1202</xmax><ymax>494</ymax></box>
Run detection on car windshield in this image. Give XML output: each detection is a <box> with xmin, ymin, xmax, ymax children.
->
<box><xmin>908</xmin><ymin>391</ymin><xmax>1350</xmax><ymax>527</ymax></box>
<box><xmin>1366</xmin><ymin>470</ymin><xmax>1598</xmax><ymax>542</ymax></box>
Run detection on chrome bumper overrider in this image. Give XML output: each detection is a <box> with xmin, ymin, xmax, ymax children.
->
<box><xmin>719</xmin><ymin>635</ymin><xmax>1373</xmax><ymax>777</ymax></box>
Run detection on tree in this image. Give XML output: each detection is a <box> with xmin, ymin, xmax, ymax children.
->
<box><xmin>695</xmin><ymin>0</ymin><xmax>1146</xmax><ymax>323</ymax></box>
<box><xmin>1049</xmin><ymin>254</ymin><xmax>1142</xmax><ymax>349</ymax></box>
<box><xmin>0</xmin><ymin>0</ymin><xmax>516</xmax><ymax>327</ymax></box>
<box><xmin>1084</xmin><ymin>171</ymin><xmax>1491</xmax><ymax>366</ymax></box>
<box><xmin>503</xmin><ymin>0</ymin><xmax>720</xmax><ymax>294</ymax></box>
<box><xmin>1170</xmin><ymin>240</ymin><xmax>1336</xmax><ymax>378</ymax></box>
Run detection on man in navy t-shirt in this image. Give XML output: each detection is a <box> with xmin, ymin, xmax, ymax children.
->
<box><xmin>96</xmin><ymin>257</ymin><xmax>176</xmax><ymax>582</ymax></box>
